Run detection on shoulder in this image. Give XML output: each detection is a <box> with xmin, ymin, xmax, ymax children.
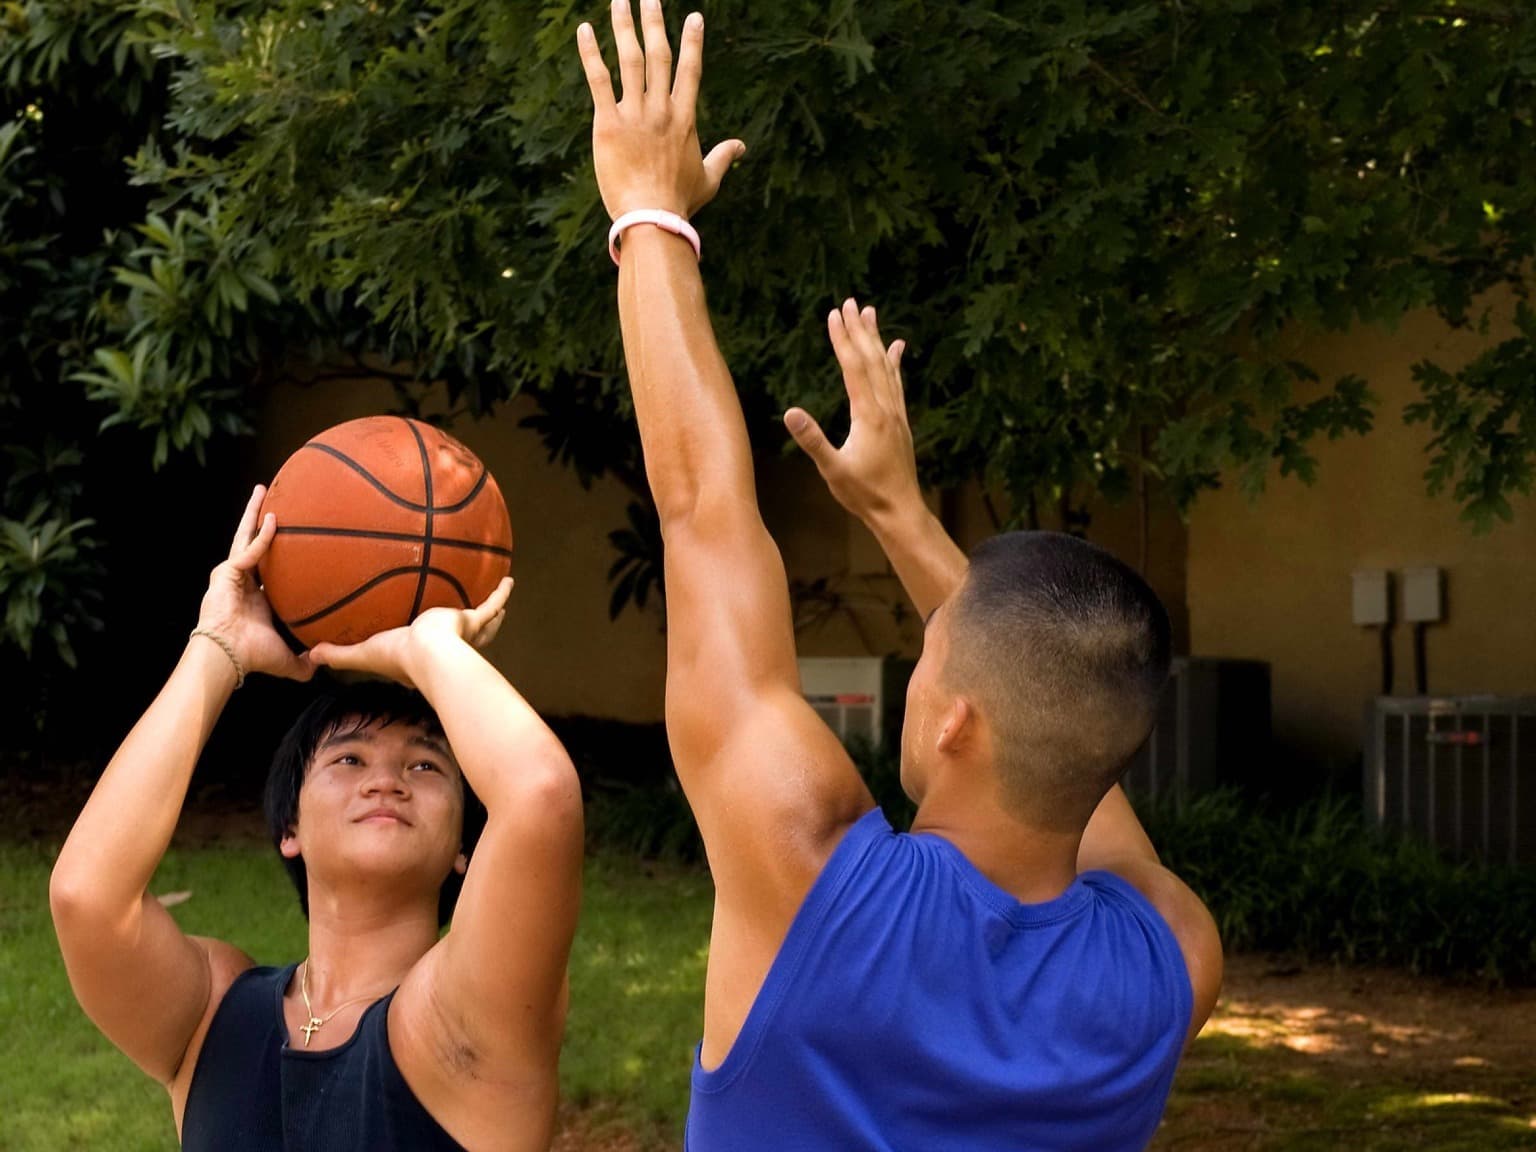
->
<box><xmin>1081</xmin><ymin>860</ymin><xmax>1222</xmax><ymax>1045</ymax></box>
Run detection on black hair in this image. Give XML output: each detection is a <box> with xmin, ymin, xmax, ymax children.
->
<box><xmin>263</xmin><ymin>679</ymin><xmax>487</xmax><ymax>926</ymax></box>
<box><xmin>945</xmin><ymin>531</ymin><xmax>1171</xmax><ymax>831</ymax></box>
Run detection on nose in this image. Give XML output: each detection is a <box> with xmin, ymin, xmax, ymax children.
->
<box><xmin>360</xmin><ymin>763</ymin><xmax>410</xmax><ymax>798</ymax></box>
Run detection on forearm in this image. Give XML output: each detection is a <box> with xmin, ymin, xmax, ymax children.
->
<box><xmin>405</xmin><ymin>634</ymin><xmax>577</xmax><ymax>809</ymax></box>
<box><xmin>862</xmin><ymin>500</ymin><xmax>970</xmax><ymax>620</ymax></box>
<box><xmin>617</xmin><ymin>227</ymin><xmax>755</xmax><ymax>526</ymax></box>
<box><xmin>51</xmin><ymin>639</ymin><xmax>237</xmax><ymax>925</ymax></box>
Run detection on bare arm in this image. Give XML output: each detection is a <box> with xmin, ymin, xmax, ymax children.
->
<box><xmin>790</xmin><ymin>302</ymin><xmax>1222</xmax><ymax>1040</ymax></box>
<box><xmin>307</xmin><ymin>580</ymin><xmax>582</xmax><ymax>1077</ymax></box>
<box><xmin>578</xmin><ymin>2</ymin><xmax>874</xmax><ymax>1064</ymax></box>
<box><xmin>49</xmin><ymin>487</ymin><xmax>313</xmax><ymax>1084</ymax></box>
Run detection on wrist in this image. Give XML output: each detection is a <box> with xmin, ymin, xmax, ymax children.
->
<box><xmin>864</xmin><ymin>493</ymin><xmax>937</xmax><ymax>544</ymax></box>
<box><xmin>188</xmin><ymin>627</ymin><xmax>245</xmax><ymax>690</ymax></box>
<box><xmin>608</xmin><ymin>209</ymin><xmax>700</xmax><ymax>266</ymax></box>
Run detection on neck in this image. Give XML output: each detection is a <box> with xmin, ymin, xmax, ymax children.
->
<box><xmin>911</xmin><ymin>786</ymin><xmax>1081</xmax><ymax>905</ymax></box>
<box><xmin>299</xmin><ymin>886</ymin><xmax>441</xmax><ymax>1008</ymax></box>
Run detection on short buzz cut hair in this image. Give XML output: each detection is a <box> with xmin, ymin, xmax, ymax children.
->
<box><xmin>263</xmin><ymin>679</ymin><xmax>486</xmax><ymax>927</ymax></box>
<box><xmin>942</xmin><ymin>531</ymin><xmax>1171</xmax><ymax>833</ymax></box>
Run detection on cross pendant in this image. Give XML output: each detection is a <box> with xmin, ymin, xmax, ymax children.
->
<box><xmin>301</xmin><ymin>1017</ymin><xmax>323</xmax><ymax>1046</ymax></box>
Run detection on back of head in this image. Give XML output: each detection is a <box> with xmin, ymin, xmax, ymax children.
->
<box><xmin>264</xmin><ymin>678</ymin><xmax>486</xmax><ymax>926</ymax></box>
<box><xmin>944</xmin><ymin>532</ymin><xmax>1171</xmax><ymax>833</ymax></box>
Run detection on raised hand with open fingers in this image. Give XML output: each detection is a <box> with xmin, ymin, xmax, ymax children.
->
<box><xmin>785</xmin><ymin>298</ymin><xmax>923</xmax><ymax>524</ymax></box>
<box><xmin>577</xmin><ymin>0</ymin><xmax>744</xmax><ymax>222</ymax></box>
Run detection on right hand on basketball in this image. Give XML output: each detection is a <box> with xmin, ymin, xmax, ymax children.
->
<box><xmin>305</xmin><ymin>577</ymin><xmax>513</xmax><ymax>689</ymax></box>
<box><xmin>785</xmin><ymin>298</ymin><xmax>922</xmax><ymax>526</ymax></box>
<box><xmin>577</xmin><ymin>0</ymin><xmax>745</xmax><ymax>221</ymax></box>
<box><xmin>196</xmin><ymin>485</ymin><xmax>314</xmax><ymax>682</ymax></box>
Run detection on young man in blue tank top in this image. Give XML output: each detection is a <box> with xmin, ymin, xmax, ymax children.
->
<box><xmin>50</xmin><ymin>488</ymin><xmax>583</xmax><ymax>1150</ymax></box>
<box><xmin>577</xmin><ymin>4</ymin><xmax>1223</xmax><ymax>1147</ymax></box>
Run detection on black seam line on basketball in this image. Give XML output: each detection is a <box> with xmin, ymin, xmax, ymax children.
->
<box><xmin>406</xmin><ymin>419</ymin><xmax>435</xmax><ymax>621</ymax></box>
<box><xmin>301</xmin><ymin>442</ymin><xmax>492</xmax><ymax>515</ymax></box>
<box><xmin>289</xmin><ymin>566</ymin><xmax>475</xmax><ymax>629</ymax></box>
<box><xmin>272</xmin><ymin>525</ymin><xmax>512</xmax><ymax>559</ymax></box>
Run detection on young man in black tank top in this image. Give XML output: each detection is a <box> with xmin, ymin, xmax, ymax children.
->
<box><xmin>50</xmin><ymin>486</ymin><xmax>583</xmax><ymax>1151</ymax></box>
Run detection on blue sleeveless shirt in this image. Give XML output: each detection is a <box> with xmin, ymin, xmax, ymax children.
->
<box><xmin>686</xmin><ymin>809</ymin><xmax>1192</xmax><ymax>1151</ymax></box>
<box><xmin>181</xmin><ymin>963</ymin><xmax>465</xmax><ymax>1151</ymax></box>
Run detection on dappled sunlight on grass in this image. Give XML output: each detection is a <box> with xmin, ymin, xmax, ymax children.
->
<box><xmin>1202</xmin><ymin>994</ymin><xmax>1468</xmax><ymax>1058</ymax></box>
<box><xmin>1378</xmin><ymin>1091</ymin><xmax>1508</xmax><ymax>1113</ymax></box>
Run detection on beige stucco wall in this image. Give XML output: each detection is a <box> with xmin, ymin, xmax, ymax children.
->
<box><xmin>1187</xmin><ymin>297</ymin><xmax>1536</xmax><ymax>766</ymax></box>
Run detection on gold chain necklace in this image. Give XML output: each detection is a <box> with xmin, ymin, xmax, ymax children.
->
<box><xmin>297</xmin><ymin>959</ymin><xmax>388</xmax><ymax>1047</ymax></box>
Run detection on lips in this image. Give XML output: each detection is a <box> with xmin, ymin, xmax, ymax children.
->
<box><xmin>354</xmin><ymin>807</ymin><xmax>411</xmax><ymax>826</ymax></box>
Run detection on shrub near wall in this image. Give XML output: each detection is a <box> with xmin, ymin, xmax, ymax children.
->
<box><xmin>1140</xmin><ymin>790</ymin><xmax>1536</xmax><ymax>985</ymax></box>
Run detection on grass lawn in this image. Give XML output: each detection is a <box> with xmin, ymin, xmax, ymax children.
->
<box><xmin>1</xmin><ymin>839</ymin><xmax>709</xmax><ymax>1150</ymax></box>
<box><xmin>3</xmin><ymin>837</ymin><xmax>1533</xmax><ymax>1150</ymax></box>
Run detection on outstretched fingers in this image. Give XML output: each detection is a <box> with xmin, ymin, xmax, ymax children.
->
<box><xmin>638</xmin><ymin>0</ymin><xmax>673</xmax><ymax>106</ymax></box>
<box><xmin>610</xmin><ymin>0</ymin><xmax>646</xmax><ymax>103</ymax></box>
<box><xmin>227</xmin><ymin>485</ymin><xmax>266</xmax><ymax>562</ymax></box>
<box><xmin>888</xmin><ymin>339</ymin><xmax>908</xmax><ymax>411</ymax></box>
<box><xmin>577</xmin><ymin>22</ymin><xmax>616</xmax><ymax>112</ymax></box>
<box><xmin>671</xmin><ymin>10</ymin><xmax>704</xmax><ymax>111</ymax></box>
<box><xmin>847</xmin><ymin>300</ymin><xmax>906</xmax><ymax>418</ymax></box>
<box><xmin>784</xmin><ymin>407</ymin><xmax>837</xmax><ymax>475</ymax></box>
<box><xmin>829</xmin><ymin>302</ymin><xmax>878</xmax><ymax>417</ymax></box>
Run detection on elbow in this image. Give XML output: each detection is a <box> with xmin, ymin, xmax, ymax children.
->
<box><xmin>49</xmin><ymin>859</ymin><xmax>101</xmax><ymax>934</ymax></box>
<box><xmin>488</xmin><ymin>745</ymin><xmax>583</xmax><ymax>827</ymax></box>
<box><xmin>526</xmin><ymin>752</ymin><xmax>583</xmax><ymax>828</ymax></box>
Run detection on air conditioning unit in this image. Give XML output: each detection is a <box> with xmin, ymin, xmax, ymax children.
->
<box><xmin>798</xmin><ymin>657</ymin><xmax>912</xmax><ymax>749</ymax></box>
<box><xmin>1121</xmin><ymin>658</ymin><xmax>1272</xmax><ymax>807</ymax></box>
<box><xmin>1365</xmin><ymin>696</ymin><xmax>1536</xmax><ymax>867</ymax></box>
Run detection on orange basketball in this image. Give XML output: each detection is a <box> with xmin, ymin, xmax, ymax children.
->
<box><xmin>257</xmin><ymin>416</ymin><xmax>512</xmax><ymax>648</ymax></box>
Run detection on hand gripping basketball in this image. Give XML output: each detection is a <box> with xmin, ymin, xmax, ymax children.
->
<box><xmin>194</xmin><ymin>485</ymin><xmax>315</xmax><ymax>684</ymax></box>
<box><xmin>306</xmin><ymin>577</ymin><xmax>514</xmax><ymax>689</ymax></box>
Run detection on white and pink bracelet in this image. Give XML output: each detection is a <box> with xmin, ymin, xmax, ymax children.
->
<box><xmin>608</xmin><ymin>209</ymin><xmax>701</xmax><ymax>266</ymax></box>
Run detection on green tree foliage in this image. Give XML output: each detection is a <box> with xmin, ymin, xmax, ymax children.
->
<box><xmin>2</xmin><ymin>0</ymin><xmax>1533</xmax><ymax>666</ymax></box>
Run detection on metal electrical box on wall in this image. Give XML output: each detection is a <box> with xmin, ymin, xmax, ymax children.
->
<box><xmin>1351</xmin><ymin>570</ymin><xmax>1392</xmax><ymax>626</ymax></box>
<box><xmin>1402</xmin><ymin>566</ymin><xmax>1444</xmax><ymax>623</ymax></box>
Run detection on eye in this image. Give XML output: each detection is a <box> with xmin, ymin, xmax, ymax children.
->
<box><xmin>409</xmin><ymin>760</ymin><xmax>443</xmax><ymax>774</ymax></box>
<box><xmin>332</xmin><ymin>753</ymin><xmax>362</xmax><ymax>767</ymax></box>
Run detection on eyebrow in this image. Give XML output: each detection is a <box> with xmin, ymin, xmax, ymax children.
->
<box><xmin>407</xmin><ymin>733</ymin><xmax>453</xmax><ymax>759</ymax></box>
<box><xmin>316</xmin><ymin>727</ymin><xmax>452</xmax><ymax>760</ymax></box>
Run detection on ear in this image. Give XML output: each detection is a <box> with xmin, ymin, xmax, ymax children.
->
<box><xmin>453</xmin><ymin>851</ymin><xmax>468</xmax><ymax>876</ymax></box>
<box><xmin>279</xmin><ymin>828</ymin><xmax>302</xmax><ymax>859</ymax></box>
<box><xmin>935</xmin><ymin>696</ymin><xmax>975</xmax><ymax>756</ymax></box>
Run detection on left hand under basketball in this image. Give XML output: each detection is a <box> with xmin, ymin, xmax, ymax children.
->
<box><xmin>306</xmin><ymin>577</ymin><xmax>513</xmax><ymax>688</ymax></box>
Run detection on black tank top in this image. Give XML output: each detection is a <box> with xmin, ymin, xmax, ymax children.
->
<box><xmin>181</xmin><ymin>963</ymin><xmax>466</xmax><ymax>1151</ymax></box>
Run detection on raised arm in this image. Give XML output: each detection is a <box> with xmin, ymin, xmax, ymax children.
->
<box><xmin>579</xmin><ymin>1</ymin><xmax>875</xmax><ymax>1064</ymax></box>
<box><xmin>785</xmin><ymin>298</ymin><xmax>967</xmax><ymax>621</ymax></box>
<box><xmin>49</xmin><ymin>486</ymin><xmax>313</xmax><ymax>1085</ymax></box>
<box><xmin>307</xmin><ymin>581</ymin><xmax>582</xmax><ymax>1111</ymax></box>
<box><xmin>791</xmin><ymin>302</ymin><xmax>1222</xmax><ymax>1040</ymax></box>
